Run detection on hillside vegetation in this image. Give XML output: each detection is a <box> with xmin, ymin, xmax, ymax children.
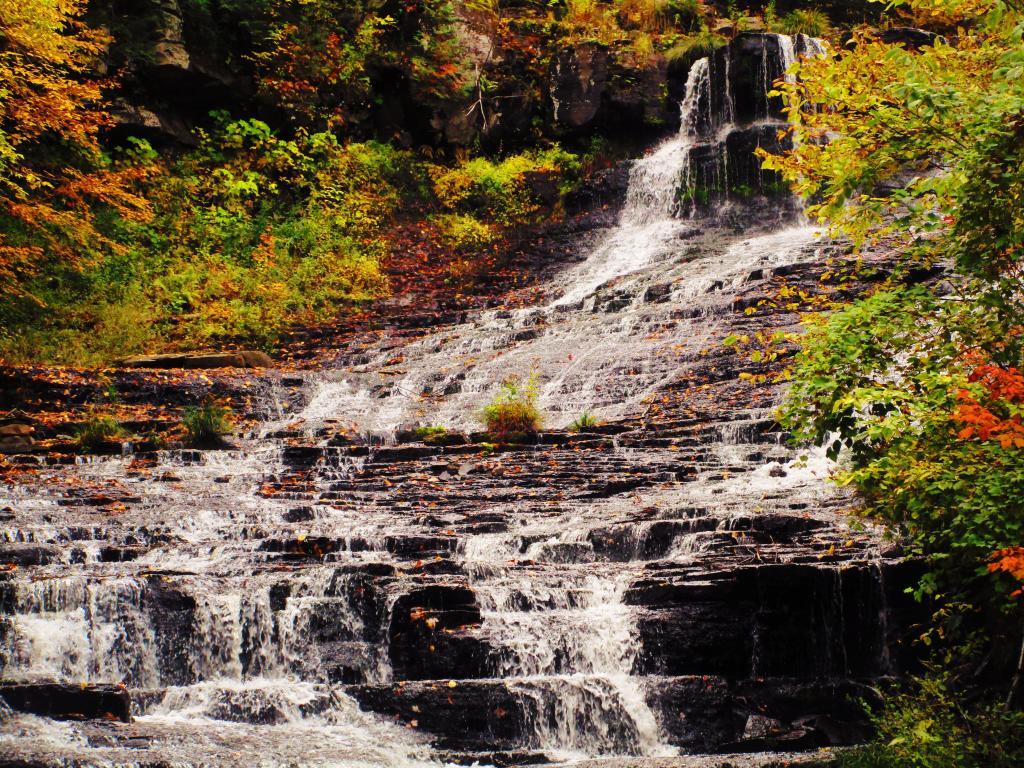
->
<box><xmin>757</xmin><ymin>0</ymin><xmax>1024</xmax><ymax>763</ymax></box>
<box><xmin>0</xmin><ymin>0</ymin><xmax>886</xmax><ymax>364</ymax></box>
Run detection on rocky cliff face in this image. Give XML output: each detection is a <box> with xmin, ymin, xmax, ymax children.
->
<box><xmin>94</xmin><ymin>0</ymin><xmax>253</xmax><ymax>145</ymax></box>
<box><xmin>88</xmin><ymin>0</ymin><xmax>689</xmax><ymax>149</ymax></box>
<box><xmin>84</xmin><ymin>0</ymin><xmax>899</xmax><ymax>153</ymax></box>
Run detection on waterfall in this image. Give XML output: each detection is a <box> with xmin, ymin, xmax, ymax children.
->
<box><xmin>464</xmin><ymin>541</ymin><xmax>673</xmax><ymax>758</ymax></box>
<box><xmin>553</xmin><ymin>58</ymin><xmax>710</xmax><ymax>307</ymax></box>
<box><xmin>0</xmin><ymin>33</ymin><xmax>901</xmax><ymax>768</ymax></box>
<box><xmin>620</xmin><ymin>57</ymin><xmax>709</xmax><ymax>225</ymax></box>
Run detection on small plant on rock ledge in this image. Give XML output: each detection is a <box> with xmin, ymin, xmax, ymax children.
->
<box><xmin>773</xmin><ymin>9</ymin><xmax>831</xmax><ymax>38</ymax></box>
<box><xmin>413</xmin><ymin>425</ymin><xmax>452</xmax><ymax>445</ymax></box>
<box><xmin>182</xmin><ymin>400</ymin><xmax>234</xmax><ymax>448</ymax></box>
<box><xmin>569</xmin><ymin>410</ymin><xmax>600</xmax><ymax>432</ymax></box>
<box><xmin>481</xmin><ymin>373</ymin><xmax>543</xmax><ymax>441</ymax></box>
<box><xmin>75</xmin><ymin>411</ymin><xmax>126</xmax><ymax>453</ymax></box>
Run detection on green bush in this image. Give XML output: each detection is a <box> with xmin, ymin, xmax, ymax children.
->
<box><xmin>0</xmin><ymin>127</ymin><xmax>407</xmax><ymax>364</ymax></box>
<box><xmin>432</xmin><ymin>147</ymin><xmax>580</xmax><ymax>228</ymax></box>
<box><xmin>838</xmin><ymin>675</ymin><xmax>1024</xmax><ymax>768</ymax></box>
<box><xmin>432</xmin><ymin>213</ymin><xmax>496</xmax><ymax>252</ymax></box>
<box><xmin>75</xmin><ymin>412</ymin><xmax>125</xmax><ymax>452</ymax></box>
<box><xmin>614</xmin><ymin>0</ymin><xmax>700</xmax><ymax>34</ymax></box>
<box><xmin>776</xmin><ymin>9</ymin><xmax>831</xmax><ymax>37</ymax></box>
<box><xmin>481</xmin><ymin>374</ymin><xmax>543</xmax><ymax>440</ymax></box>
<box><xmin>182</xmin><ymin>401</ymin><xmax>234</xmax><ymax>447</ymax></box>
<box><xmin>569</xmin><ymin>410</ymin><xmax>600</xmax><ymax>432</ymax></box>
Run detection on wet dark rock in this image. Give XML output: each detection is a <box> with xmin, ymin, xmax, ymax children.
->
<box><xmin>0</xmin><ymin>683</ymin><xmax>131</xmax><ymax>723</ymax></box>
<box><xmin>549</xmin><ymin>44</ymin><xmax>611</xmax><ymax>134</ymax></box>
<box><xmin>0</xmin><ymin>424</ymin><xmax>33</xmax><ymax>437</ymax></box>
<box><xmin>281</xmin><ymin>445</ymin><xmax>324</xmax><ymax>467</ymax></box>
<box><xmin>259</xmin><ymin>536</ymin><xmax>346</xmax><ymax>561</ymax></box>
<box><xmin>878</xmin><ymin>27</ymin><xmax>945</xmax><ymax>49</ymax></box>
<box><xmin>372</xmin><ymin>445</ymin><xmax>440</xmax><ymax>462</ymax></box>
<box><xmin>389</xmin><ymin>586</ymin><xmax>490</xmax><ymax>681</ymax></box>
<box><xmin>727</xmin><ymin>678</ymin><xmax>879</xmax><ymax>748</ymax></box>
<box><xmin>143</xmin><ymin>578</ymin><xmax>197</xmax><ymax>686</ymax></box>
<box><xmin>283</xmin><ymin>506</ymin><xmax>316</xmax><ymax>523</ymax></box>
<box><xmin>645</xmin><ymin>676</ymin><xmax>737</xmax><ymax>751</ymax></box>
<box><xmin>349</xmin><ymin>680</ymin><xmax>527</xmax><ymax>751</ymax></box>
<box><xmin>606</xmin><ymin>57</ymin><xmax>673</xmax><ymax>131</ymax></box>
<box><xmin>0</xmin><ymin>436</ymin><xmax>36</xmax><ymax>455</ymax></box>
<box><xmin>709</xmin><ymin>34</ymin><xmax>789</xmax><ymax>129</ymax></box>
<box><xmin>98</xmin><ymin>546</ymin><xmax>146</xmax><ymax>563</ymax></box>
<box><xmin>0</xmin><ymin>545</ymin><xmax>60</xmax><ymax>567</ymax></box>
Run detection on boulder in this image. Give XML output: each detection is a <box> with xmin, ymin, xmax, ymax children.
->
<box><xmin>549</xmin><ymin>44</ymin><xmax>610</xmax><ymax>133</ymax></box>
<box><xmin>879</xmin><ymin>27</ymin><xmax>946</xmax><ymax>49</ymax></box>
<box><xmin>239</xmin><ymin>350</ymin><xmax>274</xmax><ymax>368</ymax></box>
<box><xmin>0</xmin><ymin>424</ymin><xmax>33</xmax><ymax>437</ymax></box>
<box><xmin>0</xmin><ymin>436</ymin><xmax>35</xmax><ymax>454</ymax></box>
<box><xmin>117</xmin><ymin>350</ymin><xmax>272</xmax><ymax>369</ymax></box>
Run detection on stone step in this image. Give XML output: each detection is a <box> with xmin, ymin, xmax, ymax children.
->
<box><xmin>346</xmin><ymin>675</ymin><xmax>880</xmax><ymax>754</ymax></box>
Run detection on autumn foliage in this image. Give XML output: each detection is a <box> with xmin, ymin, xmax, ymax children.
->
<box><xmin>955</xmin><ymin>363</ymin><xmax>1024</xmax><ymax>448</ymax></box>
<box><xmin>0</xmin><ymin>0</ymin><xmax>151</xmax><ymax>299</ymax></box>
<box><xmin>253</xmin><ymin>0</ymin><xmax>469</xmax><ymax>129</ymax></box>
<box><xmin>990</xmin><ymin>548</ymin><xmax>1024</xmax><ymax>598</ymax></box>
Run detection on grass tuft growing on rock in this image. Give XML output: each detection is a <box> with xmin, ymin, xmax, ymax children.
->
<box><xmin>481</xmin><ymin>374</ymin><xmax>542</xmax><ymax>441</ymax></box>
<box><xmin>569</xmin><ymin>410</ymin><xmax>600</xmax><ymax>432</ymax></box>
<box><xmin>412</xmin><ymin>425</ymin><xmax>458</xmax><ymax>445</ymax></box>
<box><xmin>775</xmin><ymin>9</ymin><xmax>831</xmax><ymax>37</ymax></box>
<box><xmin>183</xmin><ymin>401</ymin><xmax>234</xmax><ymax>447</ymax></box>
<box><xmin>75</xmin><ymin>412</ymin><xmax>125</xmax><ymax>452</ymax></box>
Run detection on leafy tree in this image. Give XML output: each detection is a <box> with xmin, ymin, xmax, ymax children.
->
<box><xmin>0</xmin><ymin>0</ymin><xmax>152</xmax><ymax>302</ymax></box>
<box><xmin>756</xmin><ymin>4</ymin><xmax>1024</xmax><ymax>759</ymax></box>
<box><xmin>252</xmin><ymin>0</ymin><xmax>470</xmax><ymax>129</ymax></box>
<box><xmin>761</xmin><ymin>0</ymin><xmax>1024</xmax><ymax>708</ymax></box>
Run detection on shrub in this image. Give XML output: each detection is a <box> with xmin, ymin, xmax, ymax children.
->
<box><xmin>838</xmin><ymin>674</ymin><xmax>1024</xmax><ymax>768</ymax></box>
<box><xmin>75</xmin><ymin>412</ymin><xmax>125</xmax><ymax>452</ymax></box>
<box><xmin>665</xmin><ymin>25</ymin><xmax>727</xmax><ymax>70</ymax></box>
<box><xmin>615</xmin><ymin>0</ymin><xmax>700</xmax><ymax>33</ymax></box>
<box><xmin>182</xmin><ymin>401</ymin><xmax>234</xmax><ymax>447</ymax></box>
<box><xmin>560</xmin><ymin>0</ymin><xmax>620</xmax><ymax>42</ymax></box>
<box><xmin>0</xmin><ymin>125</ymin><xmax>408</xmax><ymax>363</ymax></box>
<box><xmin>569</xmin><ymin>410</ymin><xmax>600</xmax><ymax>432</ymax></box>
<box><xmin>481</xmin><ymin>374</ymin><xmax>543</xmax><ymax>440</ymax></box>
<box><xmin>776</xmin><ymin>9</ymin><xmax>831</xmax><ymax>37</ymax></box>
<box><xmin>432</xmin><ymin>213</ymin><xmax>496</xmax><ymax>253</ymax></box>
<box><xmin>431</xmin><ymin>147</ymin><xmax>580</xmax><ymax>228</ymax></box>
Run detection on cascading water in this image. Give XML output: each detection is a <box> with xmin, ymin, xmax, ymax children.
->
<box><xmin>1</xmin><ymin>34</ymin><xmax>906</xmax><ymax>768</ymax></box>
<box><xmin>553</xmin><ymin>57</ymin><xmax>711</xmax><ymax>308</ymax></box>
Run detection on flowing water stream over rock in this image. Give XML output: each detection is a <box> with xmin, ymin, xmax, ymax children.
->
<box><xmin>1</xmin><ymin>34</ymin><xmax>916</xmax><ymax>768</ymax></box>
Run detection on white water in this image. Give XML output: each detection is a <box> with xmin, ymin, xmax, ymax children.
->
<box><xmin>555</xmin><ymin>58</ymin><xmax>710</xmax><ymax>307</ymax></box>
